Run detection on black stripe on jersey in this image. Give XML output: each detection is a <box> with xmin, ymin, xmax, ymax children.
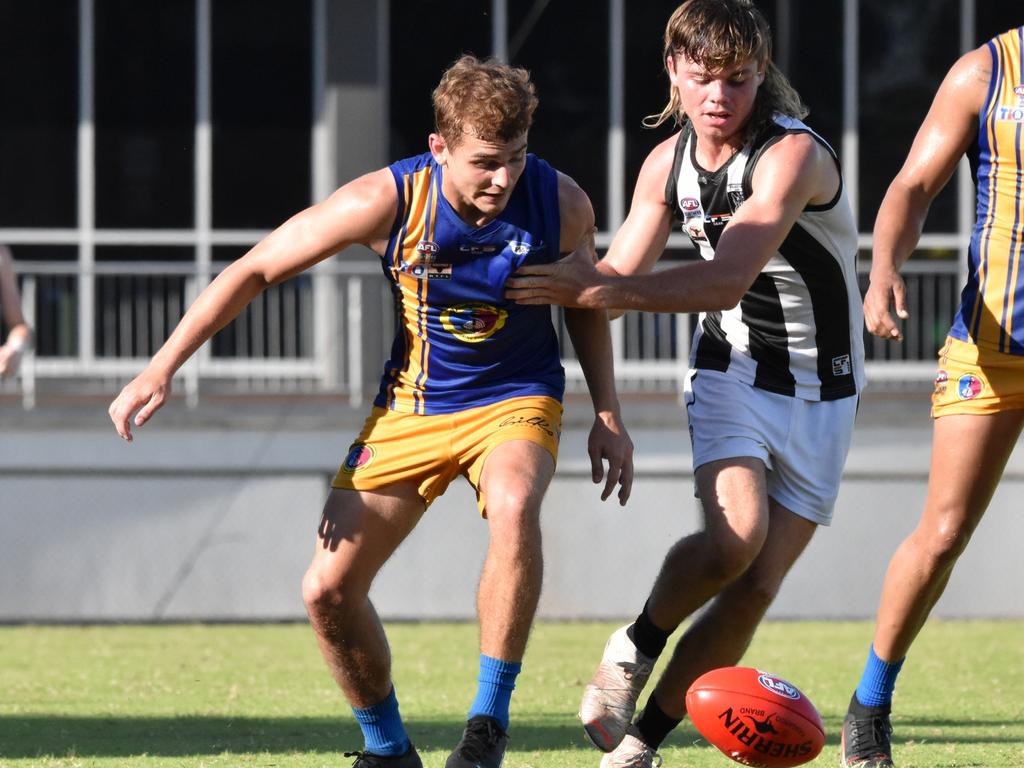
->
<box><xmin>740</xmin><ymin>273</ymin><xmax>797</xmax><ymax>396</ymax></box>
<box><xmin>665</xmin><ymin>126</ymin><xmax>691</xmax><ymax>219</ymax></box>
<box><xmin>693</xmin><ymin>312</ymin><xmax>732</xmax><ymax>372</ymax></box>
<box><xmin>777</xmin><ymin>222</ymin><xmax>857</xmax><ymax>400</ymax></box>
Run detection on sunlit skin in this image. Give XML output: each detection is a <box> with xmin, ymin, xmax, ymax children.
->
<box><xmin>668</xmin><ymin>53</ymin><xmax>764</xmax><ymax>165</ymax></box>
<box><xmin>429</xmin><ymin>131</ymin><xmax>528</xmax><ymax>228</ymax></box>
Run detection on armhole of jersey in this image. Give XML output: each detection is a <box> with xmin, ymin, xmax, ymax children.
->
<box><xmin>388</xmin><ymin>164</ymin><xmax>408</xmax><ymax>239</ymax></box>
<box><xmin>538</xmin><ymin>157</ymin><xmax>562</xmax><ymax>257</ymax></box>
<box><xmin>742</xmin><ymin>128</ymin><xmax>844</xmax><ymax>212</ymax></box>
<box><xmin>982</xmin><ymin>39</ymin><xmax>1001</xmax><ymax>121</ymax></box>
<box><xmin>664</xmin><ymin>127</ymin><xmax>689</xmax><ymax>218</ymax></box>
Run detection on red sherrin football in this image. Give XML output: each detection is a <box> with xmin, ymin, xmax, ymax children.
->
<box><xmin>685</xmin><ymin>667</ymin><xmax>825</xmax><ymax>768</ymax></box>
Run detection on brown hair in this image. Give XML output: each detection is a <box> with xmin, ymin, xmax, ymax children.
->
<box><xmin>646</xmin><ymin>0</ymin><xmax>807</xmax><ymax>137</ymax></box>
<box><xmin>432</xmin><ymin>55</ymin><xmax>538</xmax><ymax>148</ymax></box>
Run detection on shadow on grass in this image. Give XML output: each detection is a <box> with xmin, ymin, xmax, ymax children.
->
<box><xmin>2</xmin><ymin>716</ymin><xmax>583</xmax><ymax>758</ymax></box>
<box><xmin>3</xmin><ymin>715</ymin><xmax>1022</xmax><ymax>758</ymax></box>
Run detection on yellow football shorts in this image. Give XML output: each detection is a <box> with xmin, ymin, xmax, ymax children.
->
<box><xmin>332</xmin><ymin>395</ymin><xmax>563</xmax><ymax>515</ymax></box>
<box><xmin>932</xmin><ymin>336</ymin><xmax>1024</xmax><ymax>416</ymax></box>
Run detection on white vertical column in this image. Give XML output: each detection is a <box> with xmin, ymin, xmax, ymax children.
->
<box><xmin>843</xmin><ymin>0</ymin><xmax>860</xmax><ymax>230</ymax></box>
<box><xmin>957</xmin><ymin>0</ymin><xmax>976</xmax><ymax>275</ymax></box>
<box><xmin>78</xmin><ymin>0</ymin><xmax>95</xmax><ymax>367</ymax></box>
<box><xmin>187</xmin><ymin>0</ymin><xmax>212</xmax><ymax>406</ymax></box>
<box><xmin>311</xmin><ymin>0</ymin><xmax>339</xmax><ymax>390</ymax></box>
<box><xmin>492</xmin><ymin>0</ymin><xmax>508</xmax><ymax>62</ymax></box>
<box><xmin>607</xmin><ymin>0</ymin><xmax>626</xmax><ymax>367</ymax></box>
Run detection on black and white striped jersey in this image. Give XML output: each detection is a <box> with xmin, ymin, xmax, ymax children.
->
<box><xmin>666</xmin><ymin>114</ymin><xmax>865</xmax><ymax>401</ymax></box>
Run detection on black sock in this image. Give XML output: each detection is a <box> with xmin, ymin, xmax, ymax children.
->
<box><xmin>635</xmin><ymin>694</ymin><xmax>682</xmax><ymax>750</ymax></box>
<box><xmin>626</xmin><ymin>600</ymin><xmax>671</xmax><ymax>659</ymax></box>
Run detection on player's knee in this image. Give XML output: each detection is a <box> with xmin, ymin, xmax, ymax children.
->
<box><xmin>702</xmin><ymin>535</ymin><xmax>761</xmax><ymax>586</ymax></box>
<box><xmin>484</xmin><ymin>489</ymin><xmax>542</xmax><ymax>533</ymax></box>
<box><xmin>301</xmin><ymin>566</ymin><xmax>359</xmax><ymax>620</ymax></box>
<box><xmin>919</xmin><ymin>519</ymin><xmax>972</xmax><ymax>565</ymax></box>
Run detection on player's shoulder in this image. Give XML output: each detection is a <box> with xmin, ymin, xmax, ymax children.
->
<box><xmin>940</xmin><ymin>45</ymin><xmax>993</xmax><ymax>108</ymax></box>
<box><xmin>554</xmin><ymin>171</ymin><xmax>595</xmax><ymax>252</ymax></box>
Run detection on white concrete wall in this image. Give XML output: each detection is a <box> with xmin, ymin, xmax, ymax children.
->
<box><xmin>2</xmin><ymin>408</ymin><xmax>1023</xmax><ymax>622</ymax></box>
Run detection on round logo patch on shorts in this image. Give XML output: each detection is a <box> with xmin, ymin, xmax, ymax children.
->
<box><xmin>342</xmin><ymin>443</ymin><xmax>375</xmax><ymax>473</ymax></box>
<box><xmin>957</xmin><ymin>373</ymin><xmax>983</xmax><ymax>400</ymax></box>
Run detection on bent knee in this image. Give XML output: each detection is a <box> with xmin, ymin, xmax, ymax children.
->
<box><xmin>702</xmin><ymin>537</ymin><xmax>762</xmax><ymax>585</ymax></box>
<box><xmin>301</xmin><ymin>565</ymin><xmax>365</xmax><ymax>617</ymax></box>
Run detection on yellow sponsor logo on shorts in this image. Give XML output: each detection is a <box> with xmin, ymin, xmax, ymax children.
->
<box><xmin>440</xmin><ymin>302</ymin><xmax>508</xmax><ymax>342</ymax></box>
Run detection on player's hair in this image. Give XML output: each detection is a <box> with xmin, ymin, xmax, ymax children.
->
<box><xmin>433</xmin><ymin>55</ymin><xmax>538</xmax><ymax>148</ymax></box>
<box><xmin>646</xmin><ymin>0</ymin><xmax>807</xmax><ymax>136</ymax></box>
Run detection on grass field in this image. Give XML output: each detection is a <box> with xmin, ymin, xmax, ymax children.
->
<box><xmin>2</xmin><ymin>620</ymin><xmax>1023</xmax><ymax>767</ymax></box>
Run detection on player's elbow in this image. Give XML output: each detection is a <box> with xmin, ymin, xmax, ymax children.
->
<box><xmin>707</xmin><ymin>278</ymin><xmax>749</xmax><ymax>311</ymax></box>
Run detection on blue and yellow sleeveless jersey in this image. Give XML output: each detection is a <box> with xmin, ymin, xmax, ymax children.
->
<box><xmin>952</xmin><ymin>26</ymin><xmax>1024</xmax><ymax>353</ymax></box>
<box><xmin>373</xmin><ymin>152</ymin><xmax>564</xmax><ymax>414</ymax></box>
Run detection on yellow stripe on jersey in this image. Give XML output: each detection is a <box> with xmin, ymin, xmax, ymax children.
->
<box><xmin>389</xmin><ymin>166</ymin><xmax>439</xmax><ymax>413</ymax></box>
<box><xmin>969</xmin><ymin>28</ymin><xmax>1024</xmax><ymax>352</ymax></box>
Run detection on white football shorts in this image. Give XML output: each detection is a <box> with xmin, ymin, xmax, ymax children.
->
<box><xmin>683</xmin><ymin>368</ymin><xmax>858</xmax><ymax>526</ymax></box>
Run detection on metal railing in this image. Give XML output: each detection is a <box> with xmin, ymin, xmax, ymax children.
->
<box><xmin>5</xmin><ymin>247</ymin><xmax>958</xmax><ymax>410</ymax></box>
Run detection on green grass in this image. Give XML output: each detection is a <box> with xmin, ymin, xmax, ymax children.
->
<box><xmin>2</xmin><ymin>621</ymin><xmax>1023</xmax><ymax>767</ymax></box>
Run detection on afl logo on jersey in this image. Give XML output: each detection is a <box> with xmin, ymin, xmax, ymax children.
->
<box><xmin>681</xmin><ymin>197</ymin><xmax>701</xmax><ymax>213</ymax></box>
<box><xmin>440</xmin><ymin>302</ymin><xmax>508</xmax><ymax>342</ymax></box>
<box><xmin>341</xmin><ymin>442</ymin><xmax>375</xmax><ymax>473</ymax></box>
<box><xmin>415</xmin><ymin>240</ymin><xmax>439</xmax><ymax>261</ymax></box>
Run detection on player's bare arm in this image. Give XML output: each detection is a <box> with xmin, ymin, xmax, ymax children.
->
<box><xmin>866</xmin><ymin>45</ymin><xmax>990</xmax><ymax>341</ymax></box>
<box><xmin>0</xmin><ymin>245</ymin><xmax>31</xmax><ymax>378</ymax></box>
<box><xmin>505</xmin><ymin>136</ymin><xmax>675</xmax><ymax>311</ymax></box>
<box><xmin>556</xmin><ymin>172</ymin><xmax>634</xmax><ymax>504</ymax></box>
<box><xmin>109</xmin><ymin>169</ymin><xmax>398</xmax><ymax>440</ymax></box>
<box><xmin>510</xmin><ymin>132</ymin><xmax>833</xmax><ymax>314</ymax></box>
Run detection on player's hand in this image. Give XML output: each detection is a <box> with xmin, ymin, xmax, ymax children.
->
<box><xmin>108</xmin><ymin>368</ymin><xmax>172</xmax><ymax>442</ymax></box>
<box><xmin>587</xmin><ymin>410</ymin><xmax>634</xmax><ymax>505</ymax></box>
<box><xmin>0</xmin><ymin>345</ymin><xmax>21</xmax><ymax>378</ymax></box>
<box><xmin>505</xmin><ymin>242</ymin><xmax>607</xmax><ymax>309</ymax></box>
<box><xmin>863</xmin><ymin>269</ymin><xmax>909</xmax><ymax>341</ymax></box>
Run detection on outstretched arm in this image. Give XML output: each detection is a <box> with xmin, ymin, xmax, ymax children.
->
<box><xmin>511</xmin><ymin>132</ymin><xmax>840</xmax><ymax>315</ymax></box>
<box><xmin>556</xmin><ymin>173</ymin><xmax>634</xmax><ymax>505</ymax></box>
<box><xmin>865</xmin><ymin>46</ymin><xmax>988</xmax><ymax>340</ymax></box>
<box><xmin>0</xmin><ymin>245</ymin><xmax>32</xmax><ymax>378</ymax></box>
<box><xmin>506</xmin><ymin>135</ymin><xmax>675</xmax><ymax>312</ymax></box>
<box><xmin>109</xmin><ymin>169</ymin><xmax>398</xmax><ymax>440</ymax></box>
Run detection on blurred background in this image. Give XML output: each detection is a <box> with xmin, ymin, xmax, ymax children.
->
<box><xmin>1</xmin><ymin>0</ymin><xmax>1023</xmax><ymax>623</ymax></box>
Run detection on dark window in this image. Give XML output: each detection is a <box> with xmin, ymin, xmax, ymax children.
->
<box><xmin>510</xmin><ymin>0</ymin><xmax>609</xmax><ymax>230</ymax></box>
<box><xmin>212</xmin><ymin>0</ymin><xmax>312</xmax><ymax>229</ymax></box>
<box><xmin>0</xmin><ymin>2</ymin><xmax>78</xmax><ymax>228</ymax></box>
<box><xmin>95</xmin><ymin>0</ymin><xmax>195</xmax><ymax>228</ymax></box>
<box><xmin>388</xmin><ymin>0</ymin><xmax>490</xmax><ymax>161</ymax></box>
<box><xmin>858</xmin><ymin>0</ymin><xmax>959</xmax><ymax>233</ymax></box>
<box><xmin>976</xmin><ymin>3</ymin><xmax>1020</xmax><ymax>44</ymax></box>
<box><xmin>784</xmin><ymin>2</ymin><xmax>844</xmax><ymax>155</ymax></box>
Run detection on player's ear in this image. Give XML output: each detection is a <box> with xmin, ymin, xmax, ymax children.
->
<box><xmin>428</xmin><ymin>133</ymin><xmax>449</xmax><ymax>165</ymax></box>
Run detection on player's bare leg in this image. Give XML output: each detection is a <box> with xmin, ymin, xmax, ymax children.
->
<box><xmin>445</xmin><ymin>439</ymin><xmax>554</xmax><ymax>768</ymax></box>
<box><xmin>649</xmin><ymin>499</ymin><xmax>816</xmax><ymax>718</ymax></box>
<box><xmin>871</xmin><ymin>410</ymin><xmax>1024</xmax><ymax>661</ymax></box>
<box><xmin>302</xmin><ymin>485</ymin><xmax>425</xmax><ymax>707</ymax></box>
<box><xmin>476</xmin><ymin>439</ymin><xmax>553</xmax><ymax>660</ymax></box>
<box><xmin>581</xmin><ymin>457</ymin><xmax>772</xmax><ymax>751</ymax></box>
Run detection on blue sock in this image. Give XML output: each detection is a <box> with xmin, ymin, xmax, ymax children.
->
<box><xmin>352</xmin><ymin>686</ymin><xmax>411</xmax><ymax>756</ymax></box>
<box><xmin>855</xmin><ymin>645</ymin><xmax>905</xmax><ymax>708</ymax></box>
<box><xmin>468</xmin><ymin>654</ymin><xmax>522</xmax><ymax>730</ymax></box>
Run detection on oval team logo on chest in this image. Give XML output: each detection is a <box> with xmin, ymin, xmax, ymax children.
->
<box><xmin>440</xmin><ymin>302</ymin><xmax>508</xmax><ymax>343</ymax></box>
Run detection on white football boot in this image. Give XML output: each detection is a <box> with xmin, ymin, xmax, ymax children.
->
<box><xmin>599</xmin><ymin>727</ymin><xmax>662</xmax><ymax>768</ymax></box>
<box><xmin>580</xmin><ymin>625</ymin><xmax>656</xmax><ymax>752</ymax></box>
